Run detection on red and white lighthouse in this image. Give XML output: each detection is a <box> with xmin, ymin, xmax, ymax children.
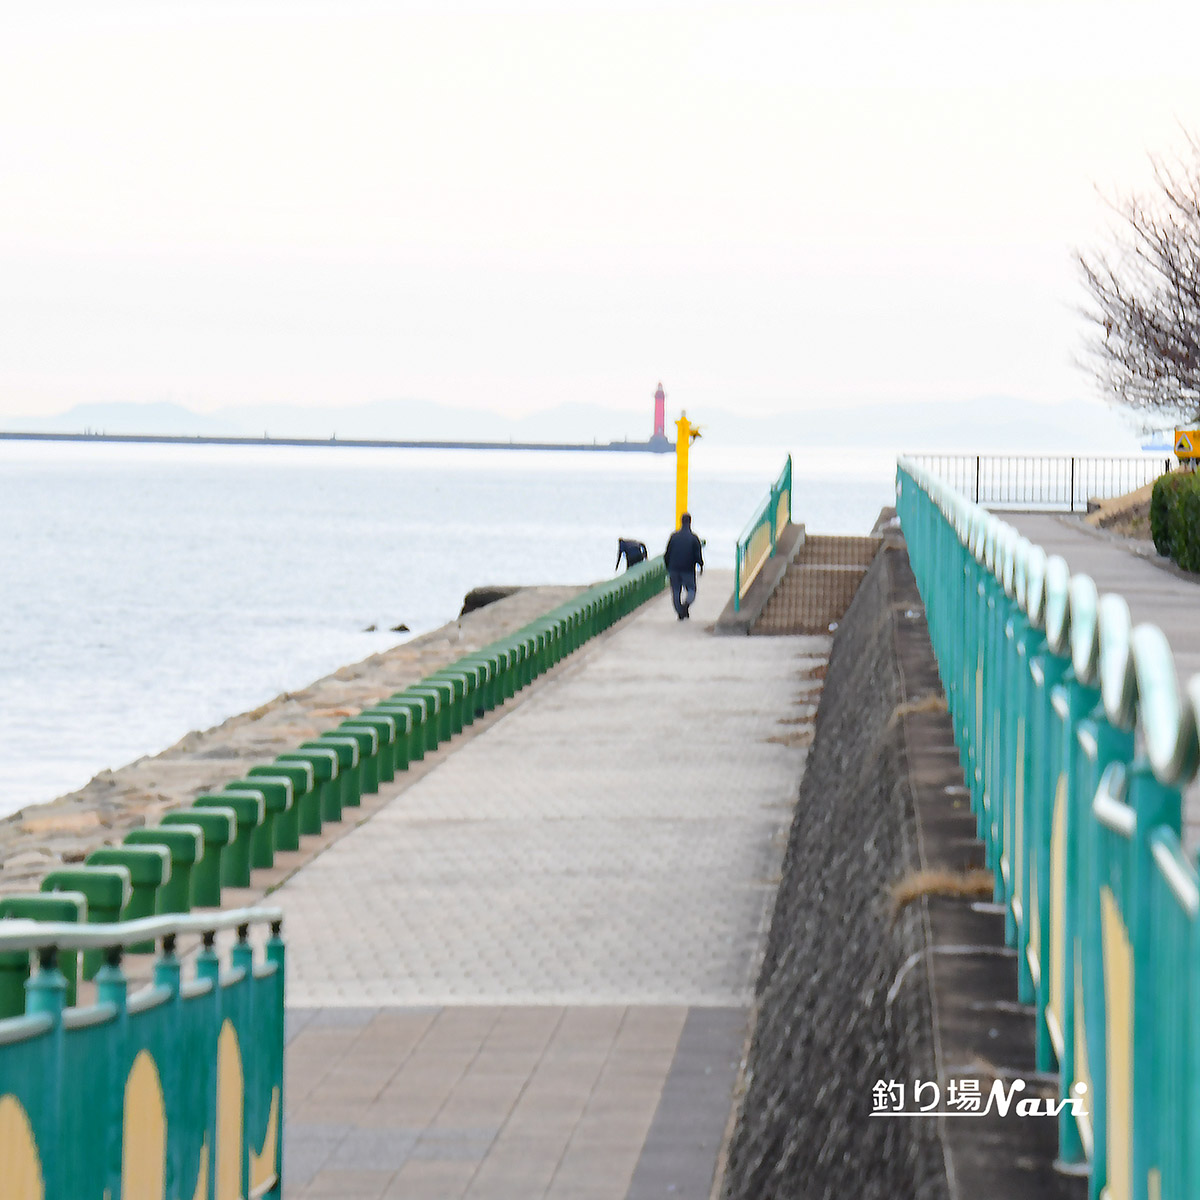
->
<box><xmin>653</xmin><ymin>382</ymin><xmax>666</xmax><ymax>440</ymax></box>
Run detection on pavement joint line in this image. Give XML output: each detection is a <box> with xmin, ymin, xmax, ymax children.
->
<box><xmin>427</xmin><ymin>1006</ymin><xmax>508</xmax><ymax>1191</ymax></box>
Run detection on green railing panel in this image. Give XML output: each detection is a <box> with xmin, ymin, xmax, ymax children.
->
<box><xmin>734</xmin><ymin>455</ymin><xmax>792</xmax><ymax>610</ymax></box>
<box><xmin>0</xmin><ymin>908</ymin><xmax>284</xmax><ymax>1199</ymax></box>
<box><xmin>896</xmin><ymin>455</ymin><xmax>1200</xmax><ymax>1200</ymax></box>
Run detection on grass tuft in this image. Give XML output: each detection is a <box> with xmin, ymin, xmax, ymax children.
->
<box><xmin>890</xmin><ymin>868</ymin><xmax>994</xmax><ymax>915</ymax></box>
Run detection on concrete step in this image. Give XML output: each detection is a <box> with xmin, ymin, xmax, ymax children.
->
<box><xmin>753</xmin><ymin>534</ymin><xmax>882</xmax><ymax>634</ymax></box>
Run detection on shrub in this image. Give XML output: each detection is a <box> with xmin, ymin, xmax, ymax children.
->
<box><xmin>1151</xmin><ymin>471</ymin><xmax>1191</xmax><ymax>558</ymax></box>
<box><xmin>1150</xmin><ymin>474</ymin><xmax>1176</xmax><ymax>554</ymax></box>
<box><xmin>1172</xmin><ymin>472</ymin><xmax>1200</xmax><ymax>572</ymax></box>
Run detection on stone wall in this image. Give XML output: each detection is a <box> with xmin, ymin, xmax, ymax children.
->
<box><xmin>0</xmin><ymin>585</ymin><xmax>582</xmax><ymax>894</ymax></box>
<box><xmin>721</xmin><ymin>546</ymin><xmax>949</xmax><ymax>1200</ymax></box>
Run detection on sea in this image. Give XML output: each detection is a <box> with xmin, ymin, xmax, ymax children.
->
<box><xmin>0</xmin><ymin>439</ymin><xmax>897</xmax><ymax>819</ymax></box>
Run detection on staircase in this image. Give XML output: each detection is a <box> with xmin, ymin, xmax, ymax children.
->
<box><xmin>753</xmin><ymin>535</ymin><xmax>882</xmax><ymax>635</ymax></box>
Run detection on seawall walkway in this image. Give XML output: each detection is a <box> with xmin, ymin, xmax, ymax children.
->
<box><xmin>273</xmin><ymin>569</ymin><xmax>830</xmax><ymax>1199</ymax></box>
<box><xmin>1003</xmin><ymin>513</ymin><xmax>1200</xmax><ymax>840</ymax></box>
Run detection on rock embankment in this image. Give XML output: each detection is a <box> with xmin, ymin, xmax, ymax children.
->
<box><xmin>721</xmin><ymin>545</ymin><xmax>949</xmax><ymax>1200</ymax></box>
<box><xmin>1</xmin><ymin>585</ymin><xmax>582</xmax><ymax>895</ymax></box>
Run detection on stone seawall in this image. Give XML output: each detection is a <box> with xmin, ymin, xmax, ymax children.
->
<box><xmin>0</xmin><ymin>584</ymin><xmax>582</xmax><ymax>894</ymax></box>
<box><xmin>721</xmin><ymin>544</ymin><xmax>949</xmax><ymax>1199</ymax></box>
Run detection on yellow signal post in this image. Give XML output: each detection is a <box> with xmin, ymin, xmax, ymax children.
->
<box><xmin>674</xmin><ymin>411</ymin><xmax>702</xmax><ymax>527</ymax></box>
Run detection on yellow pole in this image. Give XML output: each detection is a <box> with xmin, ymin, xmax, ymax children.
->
<box><xmin>674</xmin><ymin>411</ymin><xmax>696</xmax><ymax>528</ymax></box>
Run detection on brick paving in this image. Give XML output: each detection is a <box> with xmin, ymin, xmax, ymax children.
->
<box><xmin>274</xmin><ymin>571</ymin><xmax>829</xmax><ymax>1199</ymax></box>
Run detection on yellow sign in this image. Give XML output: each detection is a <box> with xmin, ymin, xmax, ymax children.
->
<box><xmin>1175</xmin><ymin>429</ymin><xmax>1199</xmax><ymax>458</ymax></box>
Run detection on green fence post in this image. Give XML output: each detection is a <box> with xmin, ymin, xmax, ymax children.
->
<box><xmin>364</xmin><ymin>704</ymin><xmax>414</xmax><ymax>772</ymax></box>
<box><xmin>162</xmin><ymin>807</ymin><xmax>235</xmax><ymax>907</ymax></box>
<box><xmin>195</xmin><ymin>930</ymin><xmax>222</xmax><ymax>1200</ymax></box>
<box><xmin>0</xmin><ymin>893</ymin><xmax>87</xmax><ymax>1015</ymax></box>
<box><xmin>193</xmin><ymin>793</ymin><xmax>263</xmax><ymax>888</ymax></box>
<box><xmin>1127</xmin><ymin>761</ymin><xmax>1182</xmax><ymax>1200</ymax></box>
<box><xmin>276</xmin><ymin>750</ymin><xmax>338</xmax><ymax>834</ymax></box>
<box><xmin>94</xmin><ymin>944</ymin><xmax>128</xmax><ymax>1200</ymax></box>
<box><xmin>86</xmin><ymin>845</ymin><xmax>171</xmax><ymax>950</ymax></box>
<box><xmin>299</xmin><ymin>739</ymin><xmax>356</xmax><ymax>817</ymax></box>
<box><xmin>377</xmin><ymin>697</ymin><xmax>428</xmax><ymax>761</ymax></box>
<box><xmin>225</xmin><ymin>779</ymin><xmax>292</xmax><ymax>868</ymax></box>
<box><xmin>26</xmin><ymin>946</ymin><xmax>67</xmax><ymax>1199</ymax></box>
<box><xmin>154</xmin><ymin>932</ymin><xmax>185</xmax><ymax>1195</ymax></box>
<box><xmin>265</xmin><ymin>920</ymin><xmax>286</xmax><ymax>1200</ymax></box>
<box><xmin>249</xmin><ymin>764</ymin><xmax>313</xmax><ymax>851</ymax></box>
<box><xmin>343</xmin><ymin>715</ymin><xmax>397</xmax><ymax>782</ymax></box>
<box><xmin>336</xmin><ymin>725</ymin><xmax>381</xmax><ymax>796</ymax></box>
<box><xmin>124</xmin><ymin>825</ymin><xmax>204</xmax><ymax>913</ymax></box>
<box><xmin>40</xmin><ymin>866</ymin><xmax>130</xmax><ymax>981</ymax></box>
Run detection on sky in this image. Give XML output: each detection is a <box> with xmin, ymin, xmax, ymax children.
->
<box><xmin>3</xmin><ymin>1</ymin><xmax>1200</xmax><ymax>426</ymax></box>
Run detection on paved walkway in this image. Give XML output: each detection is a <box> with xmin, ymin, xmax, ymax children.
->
<box><xmin>1003</xmin><ymin>514</ymin><xmax>1200</xmax><ymax>840</ymax></box>
<box><xmin>274</xmin><ymin>570</ymin><xmax>830</xmax><ymax>1199</ymax></box>
<box><xmin>1004</xmin><ymin>515</ymin><xmax>1200</xmax><ymax>683</ymax></box>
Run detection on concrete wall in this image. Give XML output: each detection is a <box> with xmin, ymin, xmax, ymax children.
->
<box><xmin>721</xmin><ymin>546</ymin><xmax>950</xmax><ymax>1200</ymax></box>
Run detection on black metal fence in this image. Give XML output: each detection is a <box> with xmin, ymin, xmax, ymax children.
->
<box><xmin>904</xmin><ymin>454</ymin><xmax>1174</xmax><ymax>512</ymax></box>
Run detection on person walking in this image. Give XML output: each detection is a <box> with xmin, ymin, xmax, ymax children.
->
<box><xmin>663</xmin><ymin>512</ymin><xmax>704</xmax><ymax>620</ymax></box>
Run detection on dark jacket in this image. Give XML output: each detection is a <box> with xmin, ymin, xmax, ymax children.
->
<box><xmin>616</xmin><ymin>539</ymin><xmax>648</xmax><ymax>570</ymax></box>
<box><xmin>664</xmin><ymin>527</ymin><xmax>703</xmax><ymax>573</ymax></box>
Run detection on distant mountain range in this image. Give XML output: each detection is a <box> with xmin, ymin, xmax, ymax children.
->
<box><xmin>0</xmin><ymin>393</ymin><xmax>1147</xmax><ymax>454</ymax></box>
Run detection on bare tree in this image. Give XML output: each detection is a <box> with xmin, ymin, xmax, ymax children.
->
<box><xmin>1078</xmin><ymin>134</ymin><xmax>1200</xmax><ymax>426</ymax></box>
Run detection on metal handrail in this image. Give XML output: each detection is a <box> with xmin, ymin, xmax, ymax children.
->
<box><xmin>905</xmin><ymin>452</ymin><xmax>1172</xmax><ymax>512</ymax></box>
<box><xmin>899</xmin><ymin>457</ymin><xmax>1199</xmax><ymax>779</ymax></box>
<box><xmin>734</xmin><ymin>455</ymin><xmax>792</xmax><ymax>610</ymax></box>
<box><xmin>0</xmin><ymin>905</ymin><xmax>283</xmax><ymax>952</ymax></box>
<box><xmin>896</xmin><ymin>453</ymin><xmax>1200</xmax><ymax>1197</ymax></box>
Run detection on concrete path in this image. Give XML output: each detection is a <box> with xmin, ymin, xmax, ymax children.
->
<box><xmin>1004</xmin><ymin>514</ymin><xmax>1200</xmax><ymax>684</ymax></box>
<box><xmin>1003</xmin><ymin>514</ymin><xmax>1200</xmax><ymax>841</ymax></box>
<box><xmin>275</xmin><ymin>570</ymin><xmax>829</xmax><ymax>1199</ymax></box>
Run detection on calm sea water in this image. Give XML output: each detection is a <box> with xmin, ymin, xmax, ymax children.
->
<box><xmin>0</xmin><ymin>440</ymin><xmax>895</xmax><ymax>817</ymax></box>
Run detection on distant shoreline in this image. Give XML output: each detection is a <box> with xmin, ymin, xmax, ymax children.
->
<box><xmin>0</xmin><ymin>430</ymin><xmax>675</xmax><ymax>454</ymax></box>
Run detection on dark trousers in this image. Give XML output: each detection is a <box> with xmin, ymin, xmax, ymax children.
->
<box><xmin>668</xmin><ymin>569</ymin><xmax>697</xmax><ymax>616</ymax></box>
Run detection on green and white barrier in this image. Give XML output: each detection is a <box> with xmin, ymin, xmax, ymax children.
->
<box><xmin>0</xmin><ymin>907</ymin><xmax>283</xmax><ymax>1199</ymax></box>
<box><xmin>898</xmin><ymin>455</ymin><xmax>1200</xmax><ymax>1200</ymax></box>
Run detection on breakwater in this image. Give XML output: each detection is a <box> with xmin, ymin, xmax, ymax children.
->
<box><xmin>0</xmin><ymin>430</ymin><xmax>673</xmax><ymax>453</ymax></box>
<box><xmin>0</xmin><ymin>584</ymin><xmax>582</xmax><ymax>895</ymax></box>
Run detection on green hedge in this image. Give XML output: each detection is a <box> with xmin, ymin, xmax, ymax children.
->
<box><xmin>1151</xmin><ymin>470</ymin><xmax>1200</xmax><ymax>570</ymax></box>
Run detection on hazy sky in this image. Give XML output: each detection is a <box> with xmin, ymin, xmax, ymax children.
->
<box><xmin>4</xmin><ymin>1</ymin><xmax>1200</xmax><ymax>421</ymax></box>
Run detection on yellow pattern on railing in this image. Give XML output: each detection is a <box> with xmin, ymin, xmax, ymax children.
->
<box><xmin>739</xmin><ymin>522</ymin><xmax>773</xmax><ymax>600</ymax></box>
<box><xmin>1047</xmin><ymin>777</ymin><xmax>1068</xmax><ymax>1059</ymax></box>
<box><xmin>122</xmin><ymin>1051</ymin><xmax>166</xmax><ymax>1199</ymax></box>
<box><xmin>0</xmin><ymin>1095</ymin><xmax>43</xmax><ymax>1200</ymax></box>
<box><xmin>250</xmin><ymin>1087</ymin><xmax>281</xmax><ymax>1196</ymax></box>
<box><xmin>1102</xmin><ymin>887</ymin><xmax>1133</xmax><ymax>1200</ymax></box>
<box><xmin>217</xmin><ymin>1021</ymin><xmax>244</xmax><ymax>1200</ymax></box>
<box><xmin>1027</xmin><ymin>855</ymin><xmax>1041</xmax><ymax>985</ymax></box>
<box><xmin>192</xmin><ymin>1141</ymin><xmax>209</xmax><ymax>1200</ymax></box>
<box><xmin>1075</xmin><ymin>947</ymin><xmax>1094</xmax><ymax>1156</ymax></box>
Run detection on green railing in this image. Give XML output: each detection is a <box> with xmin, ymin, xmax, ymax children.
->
<box><xmin>0</xmin><ymin>906</ymin><xmax>283</xmax><ymax>1199</ymax></box>
<box><xmin>897</xmin><ymin>455</ymin><xmax>1200</xmax><ymax>1200</ymax></box>
<box><xmin>0</xmin><ymin>560</ymin><xmax>667</xmax><ymax>1197</ymax></box>
<box><xmin>734</xmin><ymin>455</ymin><xmax>792</xmax><ymax>610</ymax></box>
